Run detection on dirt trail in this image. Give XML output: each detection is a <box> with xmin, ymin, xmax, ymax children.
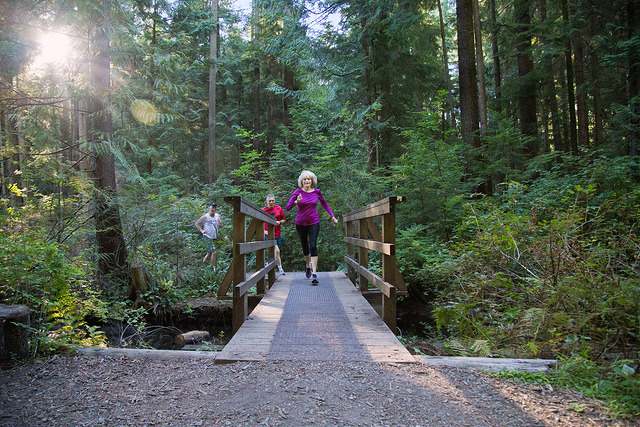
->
<box><xmin>1</xmin><ymin>354</ymin><xmax>636</xmax><ymax>427</ymax></box>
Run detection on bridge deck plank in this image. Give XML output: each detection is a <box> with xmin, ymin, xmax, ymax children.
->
<box><xmin>215</xmin><ymin>272</ymin><xmax>414</xmax><ymax>364</ymax></box>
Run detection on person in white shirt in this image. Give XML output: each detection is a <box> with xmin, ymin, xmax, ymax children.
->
<box><xmin>195</xmin><ymin>201</ymin><xmax>223</xmax><ymax>268</ymax></box>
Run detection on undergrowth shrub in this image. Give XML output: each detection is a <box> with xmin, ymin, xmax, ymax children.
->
<box><xmin>119</xmin><ymin>178</ymin><xmax>236</xmax><ymax>310</ymax></box>
<box><xmin>396</xmin><ymin>225</ymin><xmax>455</xmax><ymax>300</ymax></box>
<box><xmin>0</xmin><ymin>227</ymin><xmax>106</xmax><ymax>355</ymax></box>
<box><xmin>436</xmin><ymin>155</ymin><xmax>640</xmax><ymax>358</ymax></box>
<box><xmin>433</xmin><ymin>155</ymin><xmax>640</xmax><ymax>417</ymax></box>
<box><xmin>493</xmin><ymin>356</ymin><xmax>640</xmax><ymax>417</ymax></box>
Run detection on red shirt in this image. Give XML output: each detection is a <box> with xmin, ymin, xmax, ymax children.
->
<box><xmin>262</xmin><ymin>205</ymin><xmax>285</xmax><ymax>238</ymax></box>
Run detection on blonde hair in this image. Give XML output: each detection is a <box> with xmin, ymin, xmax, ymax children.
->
<box><xmin>297</xmin><ymin>170</ymin><xmax>317</xmax><ymax>188</ymax></box>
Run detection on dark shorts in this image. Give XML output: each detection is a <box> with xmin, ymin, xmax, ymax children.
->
<box><xmin>203</xmin><ymin>235</ymin><xmax>217</xmax><ymax>253</ymax></box>
<box><xmin>265</xmin><ymin>237</ymin><xmax>282</xmax><ymax>248</ymax></box>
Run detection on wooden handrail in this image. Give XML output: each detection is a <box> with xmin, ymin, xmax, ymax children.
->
<box><xmin>343</xmin><ymin>196</ymin><xmax>406</xmax><ymax>332</ymax></box>
<box><xmin>343</xmin><ymin>237</ymin><xmax>395</xmax><ymax>256</ymax></box>
<box><xmin>343</xmin><ymin>196</ymin><xmax>406</xmax><ymax>222</ymax></box>
<box><xmin>344</xmin><ymin>255</ymin><xmax>394</xmax><ymax>298</ymax></box>
<box><xmin>218</xmin><ymin>196</ymin><xmax>278</xmax><ymax>332</ymax></box>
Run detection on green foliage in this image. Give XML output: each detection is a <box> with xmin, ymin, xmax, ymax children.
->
<box><xmin>35</xmin><ymin>299</ymin><xmax>107</xmax><ymax>354</ymax></box>
<box><xmin>444</xmin><ymin>338</ymin><xmax>492</xmax><ymax>357</ymax></box>
<box><xmin>119</xmin><ymin>176</ymin><xmax>234</xmax><ymax>305</ymax></box>
<box><xmin>434</xmin><ymin>154</ymin><xmax>640</xmax><ymax>364</ymax></box>
<box><xmin>389</xmin><ymin>104</ymin><xmax>468</xmax><ymax>239</ymax></box>
<box><xmin>0</xmin><ymin>217</ymin><xmax>105</xmax><ymax>355</ymax></box>
<box><xmin>395</xmin><ymin>225</ymin><xmax>455</xmax><ymax>298</ymax></box>
<box><xmin>493</xmin><ymin>356</ymin><xmax>640</xmax><ymax>417</ymax></box>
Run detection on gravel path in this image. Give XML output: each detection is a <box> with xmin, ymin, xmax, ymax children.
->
<box><xmin>1</xmin><ymin>355</ymin><xmax>636</xmax><ymax>427</ymax></box>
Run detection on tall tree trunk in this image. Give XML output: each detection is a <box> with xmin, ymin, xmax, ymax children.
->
<box><xmin>515</xmin><ymin>0</ymin><xmax>537</xmax><ymax>157</ymax></box>
<box><xmin>2</xmin><ymin>77</ymin><xmax>24</xmax><ymax>206</ymax></box>
<box><xmin>282</xmin><ymin>0</ymin><xmax>295</xmax><ymax>148</ymax></box>
<box><xmin>472</xmin><ymin>0</ymin><xmax>487</xmax><ymax>137</ymax></box>
<box><xmin>540</xmin><ymin>0</ymin><xmax>561</xmax><ymax>152</ymax></box>
<box><xmin>562</xmin><ymin>0</ymin><xmax>578</xmax><ymax>153</ymax></box>
<box><xmin>251</xmin><ymin>0</ymin><xmax>261</xmax><ymax>151</ymax></box>
<box><xmin>588</xmin><ymin>11</ymin><xmax>603</xmax><ymax>147</ymax></box>
<box><xmin>626</xmin><ymin>0</ymin><xmax>640</xmax><ymax>158</ymax></box>
<box><xmin>208</xmin><ymin>0</ymin><xmax>218</xmax><ymax>183</ymax></box>
<box><xmin>77</xmin><ymin>98</ymin><xmax>92</xmax><ymax>173</ymax></box>
<box><xmin>590</xmin><ymin>50</ymin><xmax>603</xmax><ymax>147</ymax></box>
<box><xmin>489</xmin><ymin>0</ymin><xmax>501</xmax><ymax>108</ymax></box>
<box><xmin>456</xmin><ymin>0</ymin><xmax>480</xmax><ymax>149</ymax></box>
<box><xmin>438</xmin><ymin>0</ymin><xmax>457</xmax><ymax>131</ymax></box>
<box><xmin>91</xmin><ymin>0</ymin><xmax>128</xmax><ymax>283</ymax></box>
<box><xmin>574</xmin><ymin>35</ymin><xmax>589</xmax><ymax>148</ymax></box>
<box><xmin>361</xmin><ymin>17</ymin><xmax>375</xmax><ymax>170</ymax></box>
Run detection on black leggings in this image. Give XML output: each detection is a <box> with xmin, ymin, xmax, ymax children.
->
<box><xmin>296</xmin><ymin>223</ymin><xmax>320</xmax><ymax>257</ymax></box>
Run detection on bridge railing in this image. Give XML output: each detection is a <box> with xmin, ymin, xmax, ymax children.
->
<box><xmin>217</xmin><ymin>196</ymin><xmax>278</xmax><ymax>332</ymax></box>
<box><xmin>343</xmin><ymin>196</ymin><xmax>407</xmax><ymax>332</ymax></box>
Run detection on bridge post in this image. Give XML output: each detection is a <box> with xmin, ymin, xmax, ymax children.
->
<box><xmin>232</xmin><ymin>204</ymin><xmax>247</xmax><ymax>332</ymax></box>
<box><xmin>256</xmin><ymin>220</ymin><xmax>265</xmax><ymax>295</ymax></box>
<box><xmin>345</xmin><ymin>220</ymin><xmax>356</xmax><ymax>285</ymax></box>
<box><xmin>358</xmin><ymin>218</ymin><xmax>369</xmax><ymax>291</ymax></box>
<box><xmin>382</xmin><ymin>202</ymin><xmax>398</xmax><ymax>332</ymax></box>
<box><xmin>382</xmin><ymin>285</ymin><xmax>396</xmax><ymax>333</ymax></box>
<box><xmin>267</xmin><ymin>223</ymin><xmax>276</xmax><ymax>287</ymax></box>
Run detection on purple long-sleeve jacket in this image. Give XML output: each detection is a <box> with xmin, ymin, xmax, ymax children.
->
<box><xmin>285</xmin><ymin>188</ymin><xmax>334</xmax><ymax>226</ymax></box>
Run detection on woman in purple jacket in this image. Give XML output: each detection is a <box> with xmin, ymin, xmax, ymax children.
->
<box><xmin>286</xmin><ymin>170</ymin><xmax>338</xmax><ymax>285</ymax></box>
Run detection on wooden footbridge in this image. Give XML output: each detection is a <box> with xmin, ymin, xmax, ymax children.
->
<box><xmin>215</xmin><ymin>196</ymin><xmax>414</xmax><ymax>364</ymax></box>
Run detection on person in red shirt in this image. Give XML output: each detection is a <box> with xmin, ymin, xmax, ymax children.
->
<box><xmin>263</xmin><ymin>194</ymin><xmax>286</xmax><ymax>275</ymax></box>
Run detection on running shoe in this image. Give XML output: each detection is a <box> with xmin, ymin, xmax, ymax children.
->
<box><xmin>305</xmin><ymin>265</ymin><xmax>312</xmax><ymax>278</ymax></box>
<box><xmin>311</xmin><ymin>273</ymin><xmax>318</xmax><ymax>285</ymax></box>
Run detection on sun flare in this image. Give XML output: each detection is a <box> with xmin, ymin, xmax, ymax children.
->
<box><xmin>35</xmin><ymin>31</ymin><xmax>73</xmax><ymax>67</ymax></box>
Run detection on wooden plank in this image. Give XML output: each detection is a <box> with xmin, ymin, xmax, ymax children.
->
<box><xmin>344</xmin><ymin>236</ymin><xmax>395</xmax><ymax>256</ymax></box>
<box><xmin>216</xmin><ymin>271</ymin><xmax>414</xmax><ymax>364</ymax></box>
<box><xmin>358</xmin><ymin>219</ymin><xmax>369</xmax><ymax>291</ymax></box>
<box><xmin>232</xmin><ymin>285</ymin><xmax>247</xmax><ymax>333</ymax></box>
<box><xmin>235</xmin><ymin>261</ymin><xmax>276</xmax><ymax>296</ymax></box>
<box><xmin>238</xmin><ymin>239</ymin><xmax>275</xmax><ymax>255</ymax></box>
<box><xmin>329</xmin><ymin>272</ymin><xmax>414</xmax><ymax>363</ymax></box>
<box><xmin>415</xmin><ymin>356</ymin><xmax>556</xmax><ymax>372</ymax></box>
<box><xmin>359</xmin><ymin>217</ymin><xmax>407</xmax><ymax>293</ymax></box>
<box><xmin>224</xmin><ymin>196</ymin><xmax>276</xmax><ymax>225</ymax></box>
<box><xmin>345</xmin><ymin>220</ymin><xmax>356</xmax><ymax>284</ymax></box>
<box><xmin>246</xmin><ymin>218</ymin><xmax>260</xmax><ymax>242</ymax></box>
<box><xmin>365</xmin><ymin>217</ymin><xmax>382</xmax><ymax>241</ymax></box>
<box><xmin>342</xmin><ymin>196</ymin><xmax>405</xmax><ymax>222</ymax></box>
<box><xmin>78</xmin><ymin>347</ymin><xmax>219</xmax><ymax>359</ymax></box>
<box><xmin>344</xmin><ymin>255</ymin><xmax>394</xmax><ymax>298</ymax></box>
<box><xmin>216</xmin><ymin>274</ymin><xmax>293</xmax><ymax>363</ymax></box>
<box><xmin>217</xmin><ymin>257</ymin><xmax>235</xmax><ymax>297</ymax></box>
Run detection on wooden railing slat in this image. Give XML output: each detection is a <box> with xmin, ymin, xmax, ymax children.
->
<box><xmin>343</xmin><ymin>196</ymin><xmax>405</xmax><ymax>331</ymax></box>
<box><xmin>344</xmin><ymin>255</ymin><xmax>394</xmax><ymax>298</ymax></box>
<box><xmin>224</xmin><ymin>196</ymin><xmax>277</xmax><ymax>225</ymax></box>
<box><xmin>235</xmin><ymin>261</ymin><xmax>276</xmax><ymax>296</ymax></box>
<box><xmin>237</xmin><ymin>239</ymin><xmax>276</xmax><ymax>255</ymax></box>
<box><xmin>344</xmin><ymin>236</ymin><xmax>394</xmax><ymax>256</ymax></box>
<box><xmin>342</xmin><ymin>196</ymin><xmax>405</xmax><ymax>222</ymax></box>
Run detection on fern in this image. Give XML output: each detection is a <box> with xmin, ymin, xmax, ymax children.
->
<box><xmin>471</xmin><ymin>339</ymin><xmax>491</xmax><ymax>357</ymax></box>
<box><xmin>522</xmin><ymin>307</ymin><xmax>547</xmax><ymax>339</ymax></box>
<box><xmin>446</xmin><ymin>339</ymin><xmax>470</xmax><ymax>357</ymax></box>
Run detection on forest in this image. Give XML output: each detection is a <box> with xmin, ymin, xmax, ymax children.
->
<box><xmin>1</xmin><ymin>0</ymin><xmax>639</xmax><ymax>416</ymax></box>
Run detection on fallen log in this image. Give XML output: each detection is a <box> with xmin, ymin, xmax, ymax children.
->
<box><xmin>174</xmin><ymin>330</ymin><xmax>212</xmax><ymax>347</ymax></box>
<box><xmin>415</xmin><ymin>355</ymin><xmax>556</xmax><ymax>372</ymax></box>
<box><xmin>78</xmin><ymin>347</ymin><xmax>219</xmax><ymax>360</ymax></box>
